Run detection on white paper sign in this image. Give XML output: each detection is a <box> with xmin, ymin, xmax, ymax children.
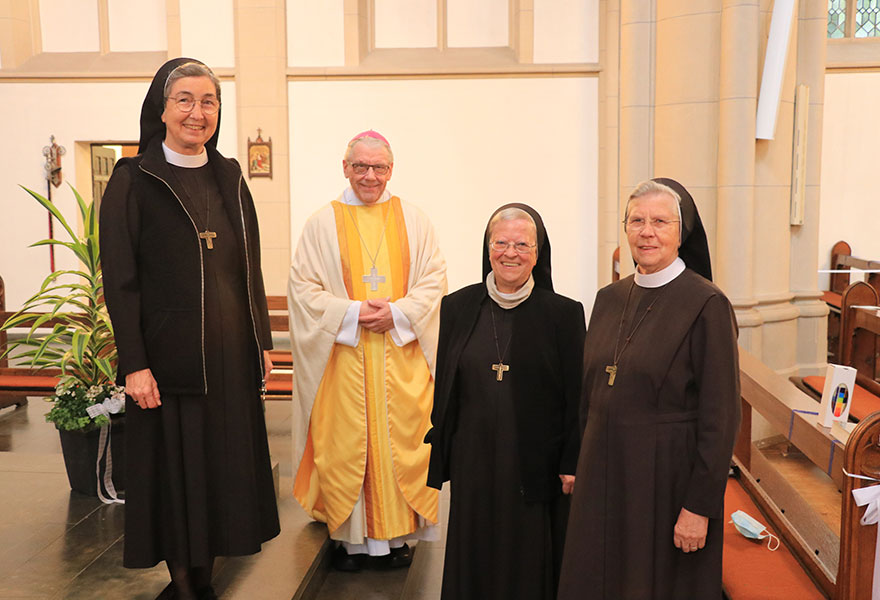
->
<box><xmin>818</xmin><ymin>364</ymin><xmax>857</xmax><ymax>428</ymax></box>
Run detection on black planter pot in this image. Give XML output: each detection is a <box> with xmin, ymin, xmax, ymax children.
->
<box><xmin>57</xmin><ymin>416</ymin><xmax>125</xmax><ymax>496</ymax></box>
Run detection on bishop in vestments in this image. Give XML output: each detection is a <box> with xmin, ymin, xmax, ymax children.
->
<box><xmin>288</xmin><ymin>131</ymin><xmax>447</xmax><ymax>570</ymax></box>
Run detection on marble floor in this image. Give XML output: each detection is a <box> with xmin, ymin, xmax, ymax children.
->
<box><xmin>0</xmin><ymin>397</ymin><xmax>447</xmax><ymax>600</ymax></box>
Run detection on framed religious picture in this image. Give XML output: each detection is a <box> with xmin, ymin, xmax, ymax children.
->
<box><xmin>247</xmin><ymin>129</ymin><xmax>272</xmax><ymax>178</ymax></box>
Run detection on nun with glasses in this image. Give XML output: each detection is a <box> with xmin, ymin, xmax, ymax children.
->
<box><xmin>558</xmin><ymin>179</ymin><xmax>741</xmax><ymax>599</ymax></box>
<box><xmin>100</xmin><ymin>58</ymin><xmax>279</xmax><ymax>599</ymax></box>
<box><xmin>426</xmin><ymin>204</ymin><xmax>586</xmax><ymax>600</ymax></box>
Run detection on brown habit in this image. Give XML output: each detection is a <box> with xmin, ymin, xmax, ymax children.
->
<box><xmin>558</xmin><ymin>268</ymin><xmax>740</xmax><ymax>599</ymax></box>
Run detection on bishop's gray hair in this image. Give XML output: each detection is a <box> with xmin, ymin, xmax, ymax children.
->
<box><xmin>486</xmin><ymin>208</ymin><xmax>539</xmax><ymax>256</ymax></box>
<box><xmin>344</xmin><ymin>135</ymin><xmax>394</xmax><ymax>164</ymax></box>
<box><xmin>163</xmin><ymin>62</ymin><xmax>221</xmax><ymax>102</ymax></box>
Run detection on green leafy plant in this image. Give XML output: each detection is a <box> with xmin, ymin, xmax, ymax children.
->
<box><xmin>0</xmin><ymin>185</ymin><xmax>120</xmax><ymax>430</ymax></box>
<box><xmin>47</xmin><ymin>380</ymin><xmax>125</xmax><ymax>431</ymax></box>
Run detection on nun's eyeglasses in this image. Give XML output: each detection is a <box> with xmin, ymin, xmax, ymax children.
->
<box><xmin>167</xmin><ymin>94</ymin><xmax>220</xmax><ymax>115</ymax></box>
<box><xmin>490</xmin><ymin>240</ymin><xmax>536</xmax><ymax>254</ymax></box>
<box><xmin>624</xmin><ymin>217</ymin><xmax>679</xmax><ymax>232</ymax></box>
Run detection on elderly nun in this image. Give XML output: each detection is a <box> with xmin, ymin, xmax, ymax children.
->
<box><xmin>100</xmin><ymin>58</ymin><xmax>279</xmax><ymax>599</ymax></box>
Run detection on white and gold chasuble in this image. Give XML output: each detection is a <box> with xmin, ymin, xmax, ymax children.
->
<box><xmin>293</xmin><ymin>197</ymin><xmax>438</xmax><ymax>539</ymax></box>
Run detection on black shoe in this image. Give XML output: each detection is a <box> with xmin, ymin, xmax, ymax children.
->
<box><xmin>387</xmin><ymin>543</ymin><xmax>412</xmax><ymax>568</ymax></box>
<box><xmin>332</xmin><ymin>545</ymin><xmax>366</xmax><ymax>571</ymax></box>
<box><xmin>156</xmin><ymin>582</ymin><xmax>176</xmax><ymax>600</ymax></box>
<box><xmin>197</xmin><ymin>585</ymin><xmax>218</xmax><ymax>600</ymax></box>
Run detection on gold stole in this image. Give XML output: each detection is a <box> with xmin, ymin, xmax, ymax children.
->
<box><xmin>293</xmin><ymin>197</ymin><xmax>438</xmax><ymax>538</ymax></box>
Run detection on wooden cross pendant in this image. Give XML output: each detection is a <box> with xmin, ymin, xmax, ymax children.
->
<box><xmin>362</xmin><ymin>266</ymin><xmax>386</xmax><ymax>291</ymax></box>
<box><xmin>492</xmin><ymin>362</ymin><xmax>510</xmax><ymax>381</ymax></box>
<box><xmin>199</xmin><ymin>229</ymin><xmax>217</xmax><ymax>250</ymax></box>
<box><xmin>605</xmin><ymin>365</ymin><xmax>617</xmax><ymax>386</ymax></box>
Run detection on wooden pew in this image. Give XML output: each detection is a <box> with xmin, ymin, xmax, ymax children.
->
<box><xmin>2</xmin><ymin>285</ymin><xmax>294</xmax><ymax>404</ymax></box>
<box><xmin>263</xmin><ymin>294</ymin><xmax>293</xmax><ymax>401</ymax></box>
<box><xmin>825</xmin><ymin>241</ymin><xmax>880</xmax><ymax>362</ymax></box>
<box><xmin>795</xmin><ymin>281</ymin><xmax>880</xmax><ymax>422</ymax></box>
<box><xmin>827</xmin><ymin>240</ymin><xmax>880</xmax><ymax>299</ymax></box>
<box><xmin>839</xmin><ymin>284</ymin><xmax>880</xmax><ymax>383</ymax></box>
<box><xmin>0</xmin><ymin>274</ymin><xmax>56</xmax><ymax>409</ymax></box>
<box><xmin>611</xmin><ymin>246</ymin><xmax>620</xmax><ymax>283</ymax></box>
<box><xmin>731</xmin><ymin>348</ymin><xmax>880</xmax><ymax>599</ymax></box>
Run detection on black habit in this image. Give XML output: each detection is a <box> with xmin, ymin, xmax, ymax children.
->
<box><xmin>99</xmin><ymin>58</ymin><xmax>279</xmax><ymax>569</ymax></box>
<box><xmin>427</xmin><ymin>205</ymin><xmax>586</xmax><ymax>600</ymax></box>
<box><xmin>558</xmin><ymin>213</ymin><xmax>740</xmax><ymax>598</ymax></box>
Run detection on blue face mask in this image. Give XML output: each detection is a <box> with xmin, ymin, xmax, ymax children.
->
<box><xmin>730</xmin><ymin>510</ymin><xmax>780</xmax><ymax>551</ymax></box>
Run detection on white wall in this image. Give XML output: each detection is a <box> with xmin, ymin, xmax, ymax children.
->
<box><xmin>534</xmin><ymin>0</ymin><xmax>599</xmax><ymax>63</ymax></box>
<box><xmin>288</xmin><ymin>77</ymin><xmax>599</xmax><ymax>313</ymax></box>
<box><xmin>181</xmin><ymin>0</ymin><xmax>235</xmax><ymax>67</ymax></box>
<box><xmin>287</xmin><ymin>0</ymin><xmax>345</xmax><ymax>67</ymax></box>
<box><xmin>0</xmin><ymin>81</ymin><xmax>238</xmax><ymax>308</ymax></box>
<box><xmin>374</xmin><ymin>0</ymin><xmax>437</xmax><ymax>48</ymax></box>
<box><xmin>818</xmin><ymin>72</ymin><xmax>880</xmax><ymax>290</ymax></box>
<box><xmin>40</xmin><ymin>0</ymin><xmax>99</xmax><ymax>53</ymax></box>
<box><xmin>447</xmin><ymin>0</ymin><xmax>508</xmax><ymax>47</ymax></box>
<box><xmin>108</xmin><ymin>0</ymin><xmax>167</xmax><ymax>52</ymax></box>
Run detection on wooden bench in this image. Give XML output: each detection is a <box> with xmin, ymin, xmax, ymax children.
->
<box><xmin>2</xmin><ymin>283</ymin><xmax>294</xmax><ymax>404</ymax></box>
<box><xmin>793</xmin><ymin>280</ymin><xmax>880</xmax><ymax>421</ymax></box>
<box><xmin>263</xmin><ymin>294</ymin><xmax>293</xmax><ymax>401</ymax></box>
<box><xmin>824</xmin><ymin>241</ymin><xmax>880</xmax><ymax>362</ymax></box>
<box><xmin>730</xmin><ymin>348</ymin><xmax>880</xmax><ymax>599</ymax></box>
<box><xmin>0</xmin><ymin>274</ymin><xmax>59</xmax><ymax>409</ymax></box>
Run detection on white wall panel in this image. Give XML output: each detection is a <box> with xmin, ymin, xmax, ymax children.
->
<box><xmin>288</xmin><ymin>77</ymin><xmax>599</xmax><ymax>312</ymax></box>
<box><xmin>181</xmin><ymin>0</ymin><xmax>234</xmax><ymax>67</ymax></box>
<box><xmin>818</xmin><ymin>73</ymin><xmax>880</xmax><ymax>290</ymax></box>
<box><xmin>40</xmin><ymin>0</ymin><xmax>99</xmax><ymax>53</ymax></box>
<box><xmin>534</xmin><ymin>0</ymin><xmax>598</xmax><ymax>64</ymax></box>
<box><xmin>375</xmin><ymin>0</ymin><xmax>437</xmax><ymax>48</ymax></box>
<box><xmin>108</xmin><ymin>0</ymin><xmax>167</xmax><ymax>52</ymax></box>
<box><xmin>0</xmin><ymin>81</ymin><xmax>238</xmax><ymax>307</ymax></box>
<box><xmin>447</xmin><ymin>0</ymin><xmax>508</xmax><ymax>48</ymax></box>
<box><xmin>287</xmin><ymin>0</ymin><xmax>345</xmax><ymax>66</ymax></box>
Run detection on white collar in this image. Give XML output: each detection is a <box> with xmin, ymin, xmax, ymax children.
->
<box><xmin>634</xmin><ymin>257</ymin><xmax>686</xmax><ymax>288</ymax></box>
<box><xmin>162</xmin><ymin>142</ymin><xmax>208</xmax><ymax>168</ymax></box>
<box><xmin>342</xmin><ymin>187</ymin><xmax>391</xmax><ymax>206</ymax></box>
<box><xmin>485</xmin><ymin>272</ymin><xmax>534</xmax><ymax>309</ymax></box>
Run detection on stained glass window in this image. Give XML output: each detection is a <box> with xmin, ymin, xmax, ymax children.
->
<box><xmin>829</xmin><ymin>0</ymin><xmax>847</xmax><ymax>38</ymax></box>
<box><xmin>856</xmin><ymin>0</ymin><xmax>880</xmax><ymax>37</ymax></box>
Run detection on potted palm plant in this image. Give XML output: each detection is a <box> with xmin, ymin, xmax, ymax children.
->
<box><xmin>0</xmin><ymin>185</ymin><xmax>124</xmax><ymax>498</ymax></box>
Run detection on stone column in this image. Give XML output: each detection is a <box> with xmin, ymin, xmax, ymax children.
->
<box><xmin>789</xmin><ymin>0</ymin><xmax>829</xmax><ymax>374</ymax></box>
<box><xmin>597</xmin><ymin>0</ymin><xmax>621</xmax><ymax>286</ymax></box>
<box><xmin>716</xmin><ymin>0</ymin><xmax>762</xmax><ymax>354</ymax></box>
<box><xmin>751</xmin><ymin>0</ymin><xmax>800</xmax><ymax>374</ymax></box>
<box><xmin>0</xmin><ymin>1</ymin><xmax>40</xmax><ymax>68</ymax></box>
<box><xmin>654</xmin><ymin>0</ymin><xmax>721</xmax><ymax>255</ymax></box>
<box><xmin>617</xmin><ymin>0</ymin><xmax>656</xmax><ymax>277</ymax></box>
<box><xmin>233</xmin><ymin>0</ymin><xmax>291</xmax><ymax>295</ymax></box>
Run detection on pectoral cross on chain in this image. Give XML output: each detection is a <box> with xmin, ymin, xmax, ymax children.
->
<box><xmin>492</xmin><ymin>362</ymin><xmax>509</xmax><ymax>381</ymax></box>
<box><xmin>605</xmin><ymin>365</ymin><xmax>617</xmax><ymax>386</ymax></box>
<box><xmin>199</xmin><ymin>229</ymin><xmax>217</xmax><ymax>250</ymax></box>
<box><xmin>362</xmin><ymin>266</ymin><xmax>386</xmax><ymax>291</ymax></box>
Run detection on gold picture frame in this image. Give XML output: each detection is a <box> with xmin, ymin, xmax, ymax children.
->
<box><xmin>247</xmin><ymin>129</ymin><xmax>272</xmax><ymax>179</ymax></box>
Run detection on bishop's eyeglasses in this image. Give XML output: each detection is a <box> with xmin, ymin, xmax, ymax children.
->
<box><xmin>490</xmin><ymin>240</ymin><xmax>537</xmax><ymax>254</ymax></box>
<box><xmin>167</xmin><ymin>94</ymin><xmax>220</xmax><ymax>115</ymax></box>
<box><xmin>349</xmin><ymin>162</ymin><xmax>391</xmax><ymax>176</ymax></box>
